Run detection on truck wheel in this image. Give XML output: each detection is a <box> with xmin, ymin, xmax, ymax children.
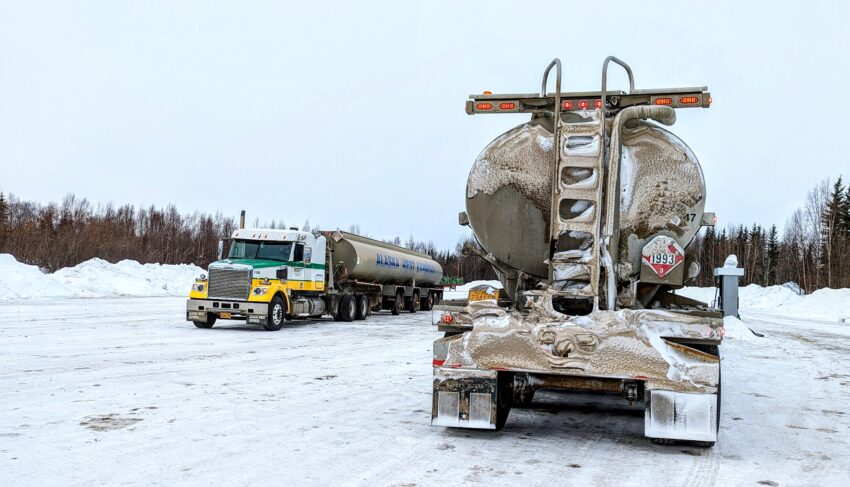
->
<box><xmin>264</xmin><ymin>295</ymin><xmax>286</xmax><ymax>331</ymax></box>
<box><xmin>338</xmin><ymin>294</ymin><xmax>356</xmax><ymax>322</ymax></box>
<box><xmin>422</xmin><ymin>292</ymin><xmax>434</xmax><ymax>311</ymax></box>
<box><xmin>193</xmin><ymin>314</ymin><xmax>216</xmax><ymax>329</ymax></box>
<box><xmin>355</xmin><ymin>295</ymin><xmax>369</xmax><ymax>321</ymax></box>
<box><xmin>409</xmin><ymin>292</ymin><xmax>420</xmax><ymax>313</ymax></box>
<box><xmin>391</xmin><ymin>291</ymin><xmax>403</xmax><ymax>315</ymax></box>
<box><xmin>495</xmin><ymin>373</ymin><xmax>514</xmax><ymax>431</ymax></box>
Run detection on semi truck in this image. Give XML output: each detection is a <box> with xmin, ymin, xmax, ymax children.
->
<box><xmin>187</xmin><ymin>227</ymin><xmax>444</xmax><ymax>330</ymax></box>
<box><xmin>431</xmin><ymin>56</ymin><xmax>726</xmax><ymax>445</ymax></box>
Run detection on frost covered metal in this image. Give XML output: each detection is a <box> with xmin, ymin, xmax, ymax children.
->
<box><xmin>433</xmin><ymin>56</ymin><xmax>724</xmax><ymax>445</ymax></box>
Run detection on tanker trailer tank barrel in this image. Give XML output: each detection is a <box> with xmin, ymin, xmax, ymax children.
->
<box><xmin>327</xmin><ymin>231</ymin><xmax>443</xmax><ymax>286</ymax></box>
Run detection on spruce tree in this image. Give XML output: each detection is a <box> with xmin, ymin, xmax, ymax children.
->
<box><xmin>767</xmin><ymin>224</ymin><xmax>779</xmax><ymax>286</ymax></box>
<box><xmin>0</xmin><ymin>192</ymin><xmax>7</xmax><ymax>252</ymax></box>
<box><xmin>821</xmin><ymin>177</ymin><xmax>845</xmax><ymax>288</ymax></box>
<box><xmin>842</xmin><ymin>183</ymin><xmax>850</xmax><ymax>238</ymax></box>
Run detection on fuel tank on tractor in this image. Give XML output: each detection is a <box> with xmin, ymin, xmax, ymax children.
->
<box><xmin>465</xmin><ymin>113</ymin><xmax>705</xmax><ymax>296</ymax></box>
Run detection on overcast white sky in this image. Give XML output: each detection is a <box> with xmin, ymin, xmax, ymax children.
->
<box><xmin>1</xmin><ymin>1</ymin><xmax>848</xmax><ymax>249</ymax></box>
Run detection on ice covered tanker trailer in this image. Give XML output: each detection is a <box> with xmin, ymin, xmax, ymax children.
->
<box><xmin>187</xmin><ymin>228</ymin><xmax>443</xmax><ymax>330</ymax></box>
<box><xmin>431</xmin><ymin>57</ymin><xmax>725</xmax><ymax>445</ymax></box>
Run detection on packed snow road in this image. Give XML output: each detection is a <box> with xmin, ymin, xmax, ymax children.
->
<box><xmin>0</xmin><ymin>298</ymin><xmax>847</xmax><ymax>486</ymax></box>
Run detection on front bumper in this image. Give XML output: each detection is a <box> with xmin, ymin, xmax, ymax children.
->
<box><xmin>186</xmin><ymin>298</ymin><xmax>270</xmax><ymax>325</ymax></box>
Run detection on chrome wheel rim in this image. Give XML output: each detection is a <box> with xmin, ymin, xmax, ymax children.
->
<box><xmin>272</xmin><ymin>304</ymin><xmax>283</xmax><ymax>324</ymax></box>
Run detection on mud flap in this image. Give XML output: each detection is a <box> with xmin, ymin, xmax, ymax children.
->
<box><xmin>431</xmin><ymin>368</ymin><xmax>498</xmax><ymax>429</ymax></box>
<box><xmin>645</xmin><ymin>390</ymin><xmax>718</xmax><ymax>442</ymax></box>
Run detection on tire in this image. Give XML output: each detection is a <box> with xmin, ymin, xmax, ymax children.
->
<box><xmin>355</xmin><ymin>295</ymin><xmax>369</xmax><ymax>321</ymax></box>
<box><xmin>408</xmin><ymin>292</ymin><xmax>420</xmax><ymax>314</ymax></box>
<box><xmin>333</xmin><ymin>297</ymin><xmax>342</xmax><ymax>321</ymax></box>
<box><xmin>495</xmin><ymin>373</ymin><xmax>513</xmax><ymax>431</ymax></box>
<box><xmin>391</xmin><ymin>291</ymin><xmax>402</xmax><ymax>315</ymax></box>
<box><xmin>264</xmin><ymin>295</ymin><xmax>286</xmax><ymax>331</ymax></box>
<box><xmin>193</xmin><ymin>314</ymin><xmax>216</xmax><ymax>329</ymax></box>
<box><xmin>422</xmin><ymin>292</ymin><xmax>434</xmax><ymax>312</ymax></box>
<box><xmin>338</xmin><ymin>294</ymin><xmax>356</xmax><ymax>322</ymax></box>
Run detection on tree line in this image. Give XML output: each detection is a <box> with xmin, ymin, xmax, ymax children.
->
<box><xmin>1</xmin><ymin>174</ymin><xmax>847</xmax><ymax>291</ymax></box>
<box><xmin>0</xmin><ymin>192</ymin><xmax>494</xmax><ymax>281</ymax></box>
<box><xmin>689</xmin><ymin>176</ymin><xmax>850</xmax><ymax>292</ymax></box>
<box><xmin>0</xmin><ymin>193</ymin><xmax>237</xmax><ymax>271</ymax></box>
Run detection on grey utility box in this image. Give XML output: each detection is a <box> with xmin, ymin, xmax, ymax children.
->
<box><xmin>714</xmin><ymin>254</ymin><xmax>744</xmax><ymax>318</ymax></box>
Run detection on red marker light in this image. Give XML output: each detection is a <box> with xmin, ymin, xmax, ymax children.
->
<box><xmin>476</xmin><ymin>102</ymin><xmax>493</xmax><ymax>111</ymax></box>
<box><xmin>654</xmin><ymin>97</ymin><xmax>673</xmax><ymax>106</ymax></box>
<box><xmin>578</xmin><ymin>100</ymin><xmax>588</xmax><ymax>110</ymax></box>
<box><xmin>680</xmin><ymin>96</ymin><xmax>700</xmax><ymax>105</ymax></box>
<box><xmin>713</xmin><ymin>215</ymin><xmax>718</xmax><ymax>224</ymax></box>
<box><xmin>594</xmin><ymin>99</ymin><xmax>603</xmax><ymax>109</ymax></box>
<box><xmin>498</xmin><ymin>102</ymin><xmax>517</xmax><ymax>110</ymax></box>
<box><xmin>562</xmin><ymin>100</ymin><xmax>573</xmax><ymax>110</ymax></box>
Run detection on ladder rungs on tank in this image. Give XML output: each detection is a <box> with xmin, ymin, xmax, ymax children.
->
<box><xmin>550</xmin><ymin>109</ymin><xmax>606</xmax><ymax>305</ymax></box>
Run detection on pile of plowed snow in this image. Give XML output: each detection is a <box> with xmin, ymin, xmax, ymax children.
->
<box><xmin>0</xmin><ymin>254</ymin><xmax>203</xmax><ymax>301</ymax></box>
<box><xmin>680</xmin><ymin>284</ymin><xmax>850</xmax><ymax>323</ymax></box>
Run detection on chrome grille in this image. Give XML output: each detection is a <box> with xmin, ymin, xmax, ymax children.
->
<box><xmin>208</xmin><ymin>266</ymin><xmax>251</xmax><ymax>300</ymax></box>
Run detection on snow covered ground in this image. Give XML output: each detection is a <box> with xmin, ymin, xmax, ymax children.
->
<box><xmin>1</xmin><ymin>297</ymin><xmax>848</xmax><ymax>486</ymax></box>
<box><xmin>0</xmin><ymin>254</ymin><xmax>203</xmax><ymax>301</ymax></box>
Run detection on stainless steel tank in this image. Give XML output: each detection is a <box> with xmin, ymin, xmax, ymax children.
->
<box><xmin>465</xmin><ymin>116</ymin><xmax>705</xmax><ymax>282</ymax></box>
<box><xmin>329</xmin><ymin>232</ymin><xmax>444</xmax><ymax>286</ymax></box>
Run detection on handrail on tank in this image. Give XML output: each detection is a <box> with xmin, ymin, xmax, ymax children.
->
<box><xmin>541</xmin><ymin>58</ymin><xmax>562</xmax><ymax>97</ymax></box>
<box><xmin>542</xmin><ymin>58</ymin><xmax>562</xmax><ymax>286</ymax></box>
<box><xmin>600</xmin><ymin>56</ymin><xmax>635</xmax><ymax>109</ymax></box>
<box><xmin>541</xmin><ymin>58</ymin><xmax>563</xmax><ymax>120</ymax></box>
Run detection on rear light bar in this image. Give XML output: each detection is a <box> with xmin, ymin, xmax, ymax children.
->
<box><xmin>474</xmin><ymin>100</ymin><xmax>519</xmax><ymax>113</ymax></box>
<box><xmin>466</xmin><ymin>87</ymin><xmax>711</xmax><ymax>115</ymax></box>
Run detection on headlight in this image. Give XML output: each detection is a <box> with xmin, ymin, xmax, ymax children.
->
<box><xmin>192</xmin><ymin>283</ymin><xmax>205</xmax><ymax>292</ymax></box>
<box><xmin>252</xmin><ymin>287</ymin><xmax>269</xmax><ymax>296</ymax></box>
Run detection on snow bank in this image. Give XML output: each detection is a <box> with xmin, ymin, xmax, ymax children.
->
<box><xmin>680</xmin><ymin>284</ymin><xmax>850</xmax><ymax>323</ymax></box>
<box><xmin>0</xmin><ymin>254</ymin><xmax>75</xmax><ymax>300</ymax></box>
<box><xmin>443</xmin><ymin>280</ymin><xmax>503</xmax><ymax>300</ymax></box>
<box><xmin>0</xmin><ymin>254</ymin><xmax>203</xmax><ymax>301</ymax></box>
<box><xmin>722</xmin><ymin>315</ymin><xmax>756</xmax><ymax>341</ymax></box>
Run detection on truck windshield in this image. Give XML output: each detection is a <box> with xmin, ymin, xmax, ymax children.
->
<box><xmin>227</xmin><ymin>240</ymin><xmax>293</xmax><ymax>262</ymax></box>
